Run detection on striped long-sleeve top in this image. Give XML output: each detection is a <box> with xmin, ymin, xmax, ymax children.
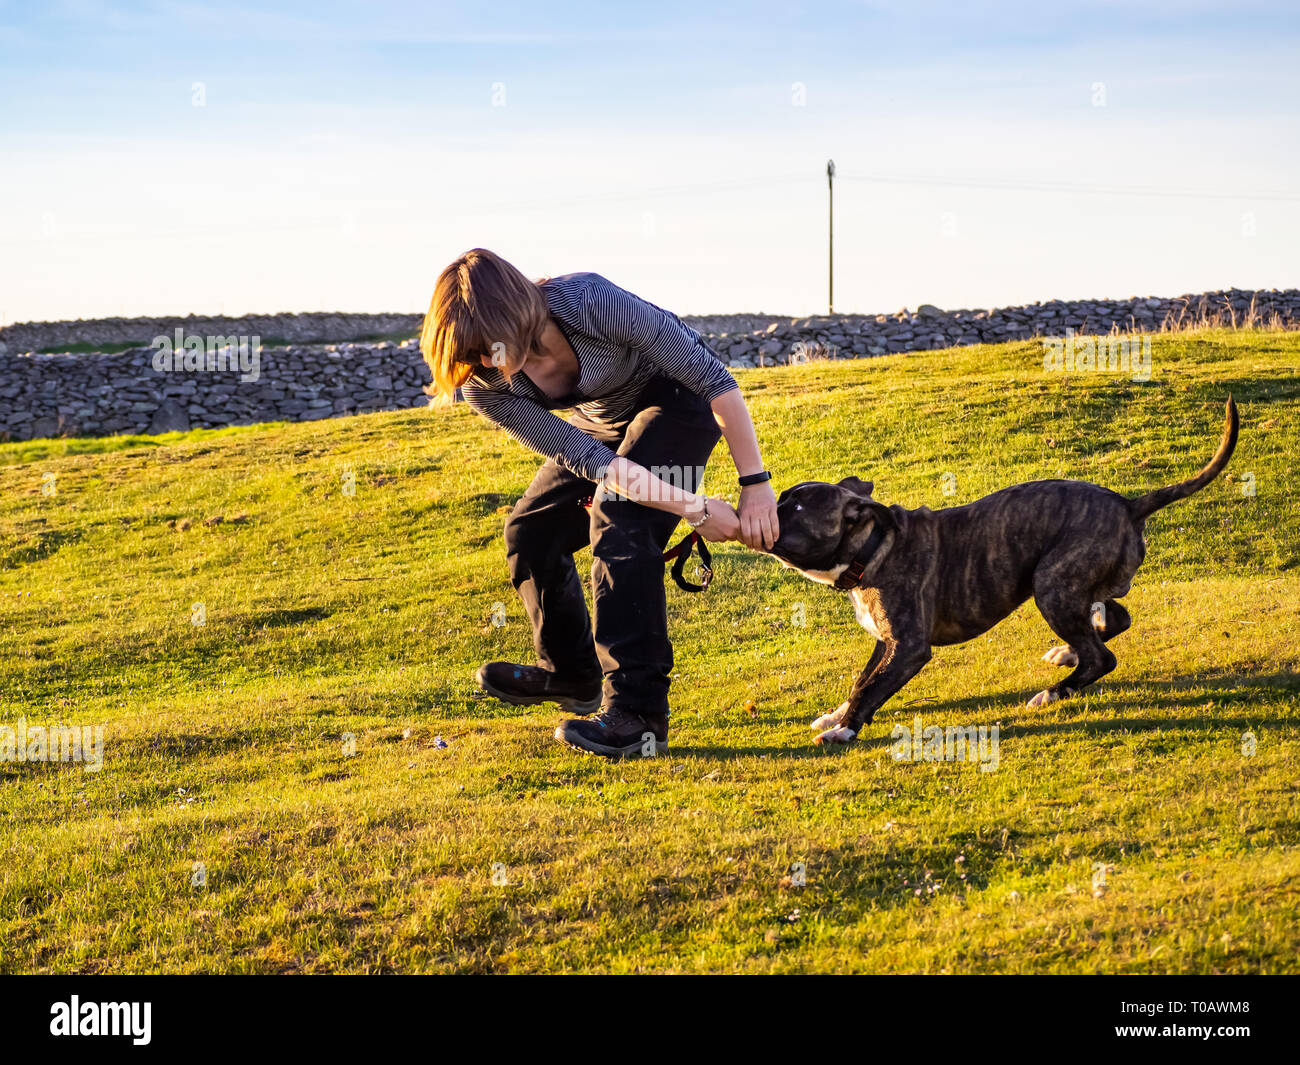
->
<box><xmin>460</xmin><ymin>272</ymin><xmax>738</xmax><ymax>480</ymax></box>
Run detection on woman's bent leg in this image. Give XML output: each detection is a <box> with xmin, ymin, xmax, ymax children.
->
<box><xmin>588</xmin><ymin>380</ymin><xmax>722</xmax><ymax>720</ymax></box>
<box><xmin>503</xmin><ymin>459</ymin><xmax>601</xmax><ymax>682</ymax></box>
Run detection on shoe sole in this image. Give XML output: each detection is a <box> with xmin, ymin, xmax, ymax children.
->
<box><xmin>552</xmin><ymin>726</ymin><xmax>668</xmax><ymax>759</ymax></box>
<box><xmin>476</xmin><ymin>668</ymin><xmax>601</xmax><ymax>715</ymax></box>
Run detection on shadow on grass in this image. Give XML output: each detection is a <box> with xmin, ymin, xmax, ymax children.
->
<box><xmin>897</xmin><ymin>669</ymin><xmax>1298</xmax><ymax>719</ymax></box>
<box><xmin>464</xmin><ymin>492</ymin><xmax>514</xmax><ymax>517</ymax></box>
<box><xmin>1</xmin><ymin>528</ymin><xmax>86</xmax><ymax>568</ymax></box>
<box><xmin>241</xmin><ymin>606</ymin><xmax>334</xmax><ymax>628</ymax></box>
<box><xmin>676</xmin><ymin>671</ymin><xmax>1298</xmax><ymax>759</ymax></box>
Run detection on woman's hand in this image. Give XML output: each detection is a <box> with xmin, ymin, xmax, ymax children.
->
<box><xmin>689</xmin><ymin>497</ymin><xmax>740</xmax><ymax>543</ymax></box>
<box><xmin>738</xmin><ymin>482</ymin><xmax>780</xmax><ymax>550</ymax></box>
<box><xmin>709</xmin><ymin>391</ymin><xmax>778</xmax><ymax>548</ymax></box>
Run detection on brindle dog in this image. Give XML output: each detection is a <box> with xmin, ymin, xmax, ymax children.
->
<box><xmin>769</xmin><ymin>397</ymin><xmax>1238</xmax><ymax>744</ymax></box>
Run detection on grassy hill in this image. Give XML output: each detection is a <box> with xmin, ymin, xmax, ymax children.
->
<box><xmin>1</xmin><ymin>328</ymin><xmax>1297</xmax><ymax>973</ymax></box>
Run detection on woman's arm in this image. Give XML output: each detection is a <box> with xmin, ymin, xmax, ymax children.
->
<box><xmin>574</xmin><ymin>277</ymin><xmax>778</xmax><ymax>549</ymax></box>
<box><xmin>598</xmin><ymin>389</ymin><xmax>779</xmax><ymax>551</ymax></box>
<box><xmin>463</xmin><ymin>379</ymin><xmax>742</xmax><ymax>541</ymax></box>
<box><xmin>598</xmin><ymin>456</ymin><xmax>740</xmax><ymax>543</ymax></box>
<box><xmin>461</xmin><ymin>378</ymin><xmax>621</xmax><ymax>480</ymax></box>
<box><xmin>710</xmin><ymin>388</ymin><xmax>779</xmax><ymax>550</ymax></box>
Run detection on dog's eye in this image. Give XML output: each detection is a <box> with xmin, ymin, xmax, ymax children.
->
<box><xmin>794</xmin><ymin>504</ymin><xmax>803</xmax><ymax>511</ymax></box>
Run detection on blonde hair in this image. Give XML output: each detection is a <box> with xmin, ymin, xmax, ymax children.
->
<box><xmin>420</xmin><ymin>248</ymin><xmax>549</xmax><ymax>402</ymax></box>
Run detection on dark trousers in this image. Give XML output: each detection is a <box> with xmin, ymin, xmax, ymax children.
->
<box><xmin>504</xmin><ymin>376</ymin><xmax>722</xmax><ymax>716</ymax></box>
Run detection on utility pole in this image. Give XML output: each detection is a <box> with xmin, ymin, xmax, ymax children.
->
<box><xmin>826</xmin><ymin>159</ymin><xmax>835</xmax><ymax>315</ymax></box>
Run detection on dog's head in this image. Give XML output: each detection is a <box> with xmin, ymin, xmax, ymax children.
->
<box><xmin>770</xmin><ymin>476</ymin><xmax>894</xmax><ymax>582</ymax></box>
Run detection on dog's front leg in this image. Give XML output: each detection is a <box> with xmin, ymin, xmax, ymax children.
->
<box><xmin>809</xmin><ymin>639</ymin><xmax>887</xmax><ymax>734</ymax></box>
<box><xmin>814</xmin><ymin>638</ymin><xmax>932</xmax><ymax>745</ymax></box>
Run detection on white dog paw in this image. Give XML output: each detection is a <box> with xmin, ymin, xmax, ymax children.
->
<box><xmin>1027</xmin><ymin>688</ymin><xmax>1061</xmax><ymax>708</ymax></box>
<box><xmin>810</xmin><ymin>701</ymin><xmax>849</xmax><ymax>731</ymax></box>
<box><xmin>813</xmin><ymin>725</ymin><xmax>857</xmax><ymax>746</ymax></box>
<box><xmin>1041</xmin><ymin>645</ymin><xmax>1078</xmax><ymax>667</ymax></box>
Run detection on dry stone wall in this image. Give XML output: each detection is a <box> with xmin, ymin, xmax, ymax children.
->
<box><xmin>0</xmin><ymin>340</ymin><xmax>431</xmax><ymax>441</ymax></box>
<box><xmin>0</xmin><ymin>288</ymin><xmax>1296</xmax><ymax>441</ymax></box>
<box><xmin>0</xmin><ymin>312</ymin><xmax>423</xmax><ymax>354</ymax></box>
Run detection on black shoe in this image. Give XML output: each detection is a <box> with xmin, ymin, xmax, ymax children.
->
<box><xmin>554</xmin><ymin>706</ymin><xmax>668</xmax><ymax>759</ymax></box>
<box><xmin>475</xmin><ymin>662</ymin><xmax>602</xmax><ymax>715</ymax></box>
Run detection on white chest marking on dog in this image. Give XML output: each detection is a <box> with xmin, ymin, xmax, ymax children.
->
<box><xmin>849</xmin><ymin>588</ymin><xmax>884</xmax><ymax>639</ymax></box>
<box><xmin>787</xmin><ymin>562</ymin><xmax>848</xmax><ymax>586</ymax></box>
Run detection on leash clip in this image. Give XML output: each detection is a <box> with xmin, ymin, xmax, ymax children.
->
<box><xmin>664</xmin><ymin>531</ymin><xmax>713</xmax><ymax>593</ymax></box>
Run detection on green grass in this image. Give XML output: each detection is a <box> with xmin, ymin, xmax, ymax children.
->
<box><xmin>1</xmin><ymin>328</ymin><xmax>1297</xmax><ymax>973</ymax></box>
<box><xmin>33</xmin><ymin>341</ymin><xmax>146</xmax><ymax>354</ymax></box>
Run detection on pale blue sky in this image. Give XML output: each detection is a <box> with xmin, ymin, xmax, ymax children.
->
<box><xmin>1</xmin><ymin>0</ymin><xmax>1297</xmax><ymax>323</ymax></box>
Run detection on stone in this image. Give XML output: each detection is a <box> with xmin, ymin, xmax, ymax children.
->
<box><xmin>2</xmin><ymin>288</ymin><xmax>1297</xmax><ymax>439</ymax></box>
<box><xmin>148</xmin><ymin>399</ymin><xmax>191</xmax><ymax>434</ymax></box>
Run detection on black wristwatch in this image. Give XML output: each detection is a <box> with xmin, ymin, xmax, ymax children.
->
<box><xmin>738</xmin><ymin>470</ymin><xmax>773</xmax><ymax>487</ymax></box>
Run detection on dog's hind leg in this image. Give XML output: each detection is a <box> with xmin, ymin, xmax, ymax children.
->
<box><xmin>1028</xmin><ymin>573</ymin><xmax>1117</xmax><ymax>707</ymax></box>
<box><xmin>1093</xmin><ymin>599</ymin><xmax>1132</xmax><ymax>642</ymax></box>
<box><xmin>1041</xmin><ymin>598</ymin><xmax>1132</xmax><ymax>668</ymax></box>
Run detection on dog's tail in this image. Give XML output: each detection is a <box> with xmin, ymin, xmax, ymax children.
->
<box><xmin>1127</xmin><ymin>396</ymin><xmax>1238</xmax><ymax>521</ymax></box>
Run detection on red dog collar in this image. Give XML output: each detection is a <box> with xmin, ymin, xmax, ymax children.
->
<box><xmin>833</xmin><ymin>523</ymin><xmax>888</xmax><ymax>590</ymax></box>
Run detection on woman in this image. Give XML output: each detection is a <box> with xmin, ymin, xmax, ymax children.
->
<box><xmin>422</xmin><ymin>249</ymin><xmax>779</xmax><ymax>758</ymax></box>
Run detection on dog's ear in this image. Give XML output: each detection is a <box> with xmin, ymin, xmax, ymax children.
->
<box><xmin>838</xmin><ymin>476</ymin><xmax>875</xmax><ymax>498</ymax></box>
<box><xmin>844</xmin><ymin>495</ymin><xmax>895</xmax><ymax>531</ymax></box>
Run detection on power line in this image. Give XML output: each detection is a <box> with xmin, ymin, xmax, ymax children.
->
<box><xmin>837</xmin><ymin>171</ymin><xmax>1300</xmax><ymax>203</ymax></box>
<box><xmin>0</xmin><ymin>175</ymin><xmax>815</xmax><ymax>248</ymax></box>
<box><xmin>2</xmin><ymin>169</ymin><xmax>1294</xmax><ymax>250</ymax></box>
